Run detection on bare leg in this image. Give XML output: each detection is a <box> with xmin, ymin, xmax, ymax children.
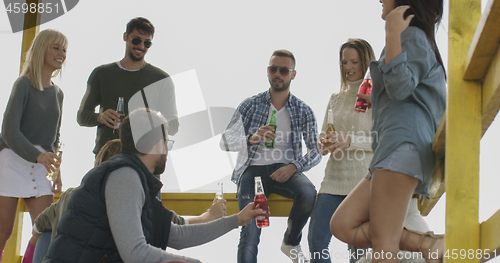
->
<box><xmin>369</xmin><ymin>169</ymin><xmax>418</xmax><ymax>262</ymax></box>
<box><xmin>24</xmin><ymin>195</ymin><xmax>53</xmax><ymax>224</ymax></box>
<box><xmin>0</xmin><ymin>196</ymin><xmax>19</xmax><ymax>251</ymax></box>
<box><xmin>332</xmin><ymin>171</ymin><xmax>442</xmax><ymax>262</ymax></box>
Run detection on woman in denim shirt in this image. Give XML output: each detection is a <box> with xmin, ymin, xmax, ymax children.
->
<box><xmin>331</xmin><ymin>0</ymin><xmax>446</xmax><ymax>262</ymax></box>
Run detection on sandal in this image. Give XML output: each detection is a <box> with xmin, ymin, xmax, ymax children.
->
<box><xmin>353</xmin><ymin>224</ymin><xmax>372</xmax><ymax>248</ymax></box>
<box><xmin>402</xmin><ymin>228</ymin><xmax>444</xmax><ymax>263</ymax></box>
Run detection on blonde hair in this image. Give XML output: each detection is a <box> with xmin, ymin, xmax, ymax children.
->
<box><xmin>339</xmin><ymin>38</ymin><xmax>375</xmax><ymax>91</ymax></box>
<box><xmin>94</xmin><ymin>139</ymin><xmax>122</xmax><ymax>167</ymax></box>
<box><xmin>20</xmin><ymin>29</ymin><xmax>68</xmax><ymax>91</ymax></box>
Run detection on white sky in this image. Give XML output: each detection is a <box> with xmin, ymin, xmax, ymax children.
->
<box><xmin>1</xmin><ymin>1</ymin><xmax>499</xmax><ymax>262</ymax></box>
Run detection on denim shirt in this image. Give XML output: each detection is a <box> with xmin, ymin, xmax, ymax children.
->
<box><xmin>220</xmin><ymin>89</ymin><xmax>321</xmax><ymax>184</ymax></box>
<box><xmin>369</xmin><ymin>26</ymin><xmax>446</xmax><ymax>198</ymax></box>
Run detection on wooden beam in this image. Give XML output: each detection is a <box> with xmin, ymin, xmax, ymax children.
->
<box><xmin>481</xmin><ymin>46</ymin><xmax>500</xmax><ymax>136</ymax></box>
<box><xmin>161</xmin><ymin>192</ymin><xmax>293</xmax><ymax>217</ymax></box>
<box><xmin>480</xmin><ymin>210</ymin><xmax>500</xmax><ymax>262</ymax></box>
<box><xmin>464</xmin><ymin>0</ymin><xmax>500</xmax><ymax>80</ymax></box>
<box><xmin>3</xmin><ymin>200</ymin><xmax>26</xmax><ymax>263</ymax></box>
<box><xmin>418</xmin><ymin>158</ymin><xmax>445</xmax><ymax>216</ymax></box>
<box><xmin>446</xmin><ymin>1</ymin><xmax>482</xmax><ymax>262</ymax></box>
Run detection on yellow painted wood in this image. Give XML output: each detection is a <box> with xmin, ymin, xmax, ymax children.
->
<box><xmin>418</xmin><ymin>159</ymin><xmax>445</xmax><ymax>216</ymax></box>
<box><xmin>481</xmin><ymin>46</ymin><xmax>500</xmax><ymax>135</ymax></box>
<box><xmin>4</xmin><ymin>200</ymin><xmax>26</xmax><ymax>263</ymax></box>
<box><xmin>18</xmin><ymin>0</ymin><xmax>41</xmax><ymax>74</ymax></box>
<box><xmin>464</xmin><ymin>0</ymin><xmax>500</xmax><ymax>80</ymax></box>
<box><xmin>446</xmin><ymin>0</ymin><xmax>482</xmax><ymax>262</ymax></box>
<box><xmin>480</xmin><ymin>210</ymin><xmax>500</xmax><ymax>262</ymax></box>
<box><xmin>161</xmin><ymin>192</ymin><xmax>292</xmax><ymax>217</ymax></box>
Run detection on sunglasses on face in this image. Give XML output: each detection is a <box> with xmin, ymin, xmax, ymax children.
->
<box><xmin>129</xmin><ymin>36</ymin><xmax>153</xmax><ymax>48</ymax></box>
<box><xmin>267</xmin><ymin>66</ymin><xmax>295</xmax><ymax>76</ymax></box>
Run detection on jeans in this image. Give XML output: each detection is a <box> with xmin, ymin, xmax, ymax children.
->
<box><xmin>308</xmin><ymin>194</ymin><xmax>366</xmax><ymax>263</ymax></box>
<box><xmin>237</xmin><ymin>163</ymin><xmax>316</xmax><ymax>263</ymax></box>
<box><xmin>33</xmin><ymin>232</ymin><xmax>51</xmax><ymax>263</ymax></box>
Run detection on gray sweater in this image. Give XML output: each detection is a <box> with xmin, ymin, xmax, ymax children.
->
<box><xmin>0</xmin><ymin>76</ymin><xmax>63</xmax><ymax>162</ymax></box>
<box><xmin>105</xmin><ymin>167</ymin><xmax>239</xmax><ymax>263</ymax></box>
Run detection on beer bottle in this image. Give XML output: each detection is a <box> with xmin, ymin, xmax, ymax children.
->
<box><xmin>264</xmin><ymin>110</ymin><xmax>277</xmax><ymax>148</ymax></box>
<box><xmin>323</xmin><ymin>109</ymin><xmax>336</xmax><ymax>152</ymax></box>
<box><xmin>46</xmin><ymin>142</ymin><xmax>64</xmax><ymax>181</ymax></box>
<box><xmin>113</xmin><ymin>97</ymin><xmax>125</xmax><ymax>135</ymax></box>
<box><xmin>254</xmin><ymin>176</ymin><xmax>269</xmax><ymax>228</ymax></box>
<box><xmin>326</xmin><ymin>109</ymin><xmax>335</xmax><ymax>135</ymax></box>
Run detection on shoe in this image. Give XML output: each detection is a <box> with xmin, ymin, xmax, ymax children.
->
<box><xmin>402</xmin><ymin>228</ymin><xmax>444</xmax><ymax>263</ymax></box>
<box><xmin>281</xmin><ymin>241</ymin><xmax>310</xmax><ymax>263</ymax></box>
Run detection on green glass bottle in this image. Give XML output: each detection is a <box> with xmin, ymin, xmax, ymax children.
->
<box><xmin>264</xmin><ymin>110</ymin><xmax>277</xmax><ymax>148</ymax></box>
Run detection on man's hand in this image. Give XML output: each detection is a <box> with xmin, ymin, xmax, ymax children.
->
<box><xmin>248</xmin><ymin>125</ymin><xmax>276</xmax><ymax>146</ymax></box>
<box><xmin>270</xmin><ymin>164</ymin><xmax>297</xmax><ymax>183</ymax></box>
<box><xmin>237</xmin><ymin>202</ymin><xmax>263</xmax><ymax>226</ymax></box>
<box><xmin>319</xmin><ymin>134</ymin><xmax>351</xmax><ymax>155</ymax></box>
<box><xmin>98</xmin><ymin>109</ymin><xmax>120</xmax><ymax>129</ymax></box>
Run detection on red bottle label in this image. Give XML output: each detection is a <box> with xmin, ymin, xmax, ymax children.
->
<box><xmin>254</xmin><ymin>194</ymin><xmax>269</xmax><ymax>228</ymax></box>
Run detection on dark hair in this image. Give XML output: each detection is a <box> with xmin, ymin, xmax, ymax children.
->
<box><xmin>395</xmin><ymin>0</ymin><xmax>446</xmax><ymax>77</ymax></box>
<box><xmin>271</xmin><ymin>49</ymin><xmax>296</xmax><ymax>68</ymax></box>
<box><xmin>120</xmin><ymin>108</ymin><xmax>168</xmax><ymax>155</ymax></box>
<box><xmin>126</xmin><ymin>17</ymin><xmax>155</xmax><ymax>38</ymax></box>
<box><xmin>339</xmin><ymin>38</ymin><xmax>376</xmax><ymax>90</ymax></box>
<box><xmin>94</xmin><ymin>139</ymin><xmax>121</xmax><ymax>167</ymax></box>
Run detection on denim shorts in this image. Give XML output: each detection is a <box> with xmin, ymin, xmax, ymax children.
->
<box><xmin>369</xmin><ymin>142</ymin><xmax>424</xmax><ymax>182</ymax></box>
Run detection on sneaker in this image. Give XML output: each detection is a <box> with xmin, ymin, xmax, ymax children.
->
<box><xmin>281</xmin><ymin>241</ymin><xmax>311</xmax><ymax>263</ymax></box>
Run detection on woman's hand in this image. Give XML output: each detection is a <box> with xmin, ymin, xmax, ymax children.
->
<box><xmin>37</xmin><ymin>152</ymin><xmax>60</xmax><ymax>173</ymax></box>
<box><xmin>320</xmin><ymin>134</ymin><xmax>351</xmax><ymax>155</ymax></box>
<box><xmin>52</xmin><ymin>170</ymin><xmax>62</xmax><ymax>193</ymax></box>
<box><xmin>385</xmin><ymin>5</ymin><xmax>414</xmax><ymax>36</ymax></box>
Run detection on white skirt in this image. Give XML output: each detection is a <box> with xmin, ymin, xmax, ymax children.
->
<box><xmin>0</xmin><ymin>146</ymin><xmax>53</xmax><ymax>198</ymax></box>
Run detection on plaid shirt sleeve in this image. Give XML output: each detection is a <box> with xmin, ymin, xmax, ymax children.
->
<box><xmin>220</xmin><ymin>100</ymin><xmax>252</xmax><ymax>152</ymax></box>
<box><xmin>289</xmin><ymin>101</ymin><xmax>321</xmax><ymax>173</ymax></box>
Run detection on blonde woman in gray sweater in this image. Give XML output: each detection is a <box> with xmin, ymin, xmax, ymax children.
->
<box><xmin>308</xmin><ymin>38</ymin><xmax>375</xmax><ymax>263</ymax></box>
<box><xmin>0</xmin><ymin>29</ymin><xmax>67</xmax><ymax>262</ymax></box>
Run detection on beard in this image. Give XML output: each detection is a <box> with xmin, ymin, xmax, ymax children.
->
<box><xmin>153</xmin><ymin>154</ymin><xmax>167</xmax><ymax>175</ymax></box>
<box><xmin>128</xmin><ymin>49</ymin><xmax>145</xmax><ymax>62</ymax></box>
<box><xmin>269</xmin><ymin>77</ymin><xmax>291</xmax><ymax>92</ymax></box>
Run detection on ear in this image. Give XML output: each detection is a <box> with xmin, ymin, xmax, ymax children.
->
<box><xmin>291</xmin><ymin>70</ymin><xmax>297</xmax><ymax>80</ymax></box>
<box><xmin>123</xmin><ymin>32</ymin><xmax>128</xmax><ymax>42</ymax></box>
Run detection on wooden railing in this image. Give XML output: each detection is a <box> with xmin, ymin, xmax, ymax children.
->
<box><xmin>417</xmin><ymin>0</ymin><xmax>500</xmax><ymax>262</ymax></box>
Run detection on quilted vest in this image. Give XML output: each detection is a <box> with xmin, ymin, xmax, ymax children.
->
<box><xmin>44</xmin><ymin>151</ymin><xmax>171</xmax><ymax>262</ymax></box>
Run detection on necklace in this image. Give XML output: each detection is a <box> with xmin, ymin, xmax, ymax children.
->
<box><xmin>123</xmin><ymin>62</ymin><xmax>147</xmax><ymax>86</ymax></box>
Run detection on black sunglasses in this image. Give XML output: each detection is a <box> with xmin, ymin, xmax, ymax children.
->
<box><xmin>267</xmin><ymin>66</ymin><xmax>295</xmax><ymax>76</ymax></box>
<box><xmin>129</xmin><ymin>37</ymin><xmax>152</xmax><ymax>48</ymax></box>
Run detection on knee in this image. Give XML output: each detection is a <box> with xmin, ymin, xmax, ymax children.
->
<box><xmin>330</xmin><ymin>213</ymin><xmax>348</xmax><ymax>243</ymax></box>
<box><xmin>239</xmin><ymin>222</ymin><xmax>260</xmax><ymax>245</ymax></box>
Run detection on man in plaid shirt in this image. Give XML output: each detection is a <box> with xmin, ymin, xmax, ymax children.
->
<box><xmin>220</xmin><ymin>50</ymin><xmax>320</xmax><ymax>263</ymax></box>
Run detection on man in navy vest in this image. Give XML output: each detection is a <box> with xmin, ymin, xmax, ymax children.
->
<box><xmin>45</xmin><ymin>108</ymin><xmax>262</xmax><ymax>263</ymax></box>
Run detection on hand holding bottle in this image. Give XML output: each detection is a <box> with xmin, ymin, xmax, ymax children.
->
<box><xmin>320</xmin><ymin>134</ymin><xmax>351</xmax><ymax>155</ymax></box>
<box><xmin>248</xmin><ymin>125</ymin><xmax>276</xmax><ymax>146</ymax></box>
<box><xmin>98</xmin><ymin>109</ymin><xmax>121</xmax><ymax>129</ymax></box>
<box><xmin>237</xmin><ymin>202</ymin><xmax>264</xmax><ymax>226</ymax></box>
